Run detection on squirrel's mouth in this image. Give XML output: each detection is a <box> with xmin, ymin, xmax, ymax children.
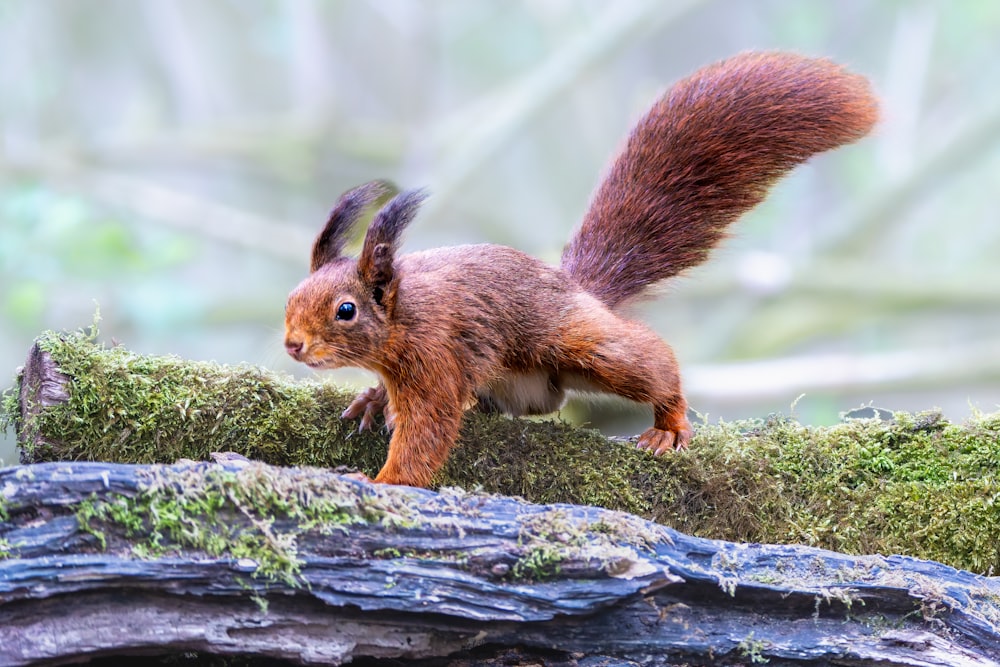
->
<box><xmin>304</xmin><ymin>354</ymin><xmax>347</xmax><ymax>370</ymax></box>
<box><xmin>291</xmin><ymin>343</ymin><xmax>350</xmax><ymax>370</ymax></box>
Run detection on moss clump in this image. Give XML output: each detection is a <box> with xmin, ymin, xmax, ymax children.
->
<box><xmin>509</xmin><ymin>507</ymin><xmax>671</xmax><ymax>582</ymax></box>
<box><xmin>77</xmin><ymin>462</ymin><xmax>416</xmax><ymax>584</ymax></box>
<box><xmin>511</xmin><ymin>543</ymin><xmax>564</xmax><ymax>581</ymax></box>
<box><xmin>0</xmin><ymin>375</ymin><xmax>19</xmax><ymax>452</ymax></box>
<box><xmin>445</xmin><ymin>411</ymin><xmax>1000</xmax><ymax>576</ymax></box>
<box><xmin>736</xmin><ymin>633</ymin><xmax>770</xmax><ymax>665</ymax></box>
<box><xmin>11</xmin><ymin>328</ymin><xmax>389</xmax><ymax>473</ymax></box>
<box><xmin>4</xmin><ymin>329</ymin><xmax>1000</xmax><ymax>574</ymax></box>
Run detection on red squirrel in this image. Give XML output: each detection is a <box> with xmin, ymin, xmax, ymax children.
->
<box><xmin>284</xmin><ymin>52</ymin><xmax>879</xmax><ymax>487</ymax></box>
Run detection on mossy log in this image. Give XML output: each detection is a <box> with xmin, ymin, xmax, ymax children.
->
<box><xmin>6</xmin><ymin>330</ymin><xmax>1000</xmax><ymax>577</ymax></box>
<box><xmin>2</xmin><ymin>460</ymin><xmax>1000</xmax><ymax>666</ymax></box>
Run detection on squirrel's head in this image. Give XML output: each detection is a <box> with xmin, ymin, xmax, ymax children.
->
<box><xmin>284</xmin><ymin>181</ymin><xmax>426</xmax><ymax>371</ymax></box>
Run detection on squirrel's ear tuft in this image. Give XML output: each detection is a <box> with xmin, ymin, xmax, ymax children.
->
<box><xmin>310</xmin><ymin>180</ymin><xmax>394</xmax><ymax>272</ymax></box>
<box><xmin>358</xmin><ymin>188</ymin><xmax>428</xmax><ymax>291</ymax></box>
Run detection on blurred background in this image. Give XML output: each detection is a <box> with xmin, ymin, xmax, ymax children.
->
<box><xmin>3</xmin><ymin>0</ymin><xmax>1000</xmax><ymax>463</ymax></box>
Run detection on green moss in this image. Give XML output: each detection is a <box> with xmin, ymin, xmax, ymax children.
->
<box><xmin>447</xmin><ymin>410</ymin><xmax>1000</xmax><ymax>575</ymax></box>
<box><xmin>511</xmin><ymin>543</ymin><xmax>564</xmax><ymax>581</ymax></box>
<box><xmin>76</xmin><ymin>495</ymin><xmax>110</xmax><ymax>549</ymax></box>
<box><xmin>77</xmin><ymin>462</ymin><xmax>417</xmax><ymax>585</ymax></box>
<box><xmin>11</xmin><ymin>329</ymin><xmax>1000</xmax><ymax>575</ymax></box>
<box><xmin>18</xmin><ymin>329</ymin><xmax>388</xmax><ymax>474</ymax></box>
<box><xmin>0</xmin><ymin>374</ymin><xmax>19</xmax><ymax>443</ymax></box>
<box><xmin>508</xmin><ymin>507</ymin><xmax>671</xmax><ymax>582</ymax></box>
<box><xmin>737</xmin><ymin>632</ymin><xmax>770</xmax><ymax>664</ymax></box>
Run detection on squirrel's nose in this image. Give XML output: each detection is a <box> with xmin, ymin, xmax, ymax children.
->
<box><xmin>285</xmin><ymin>339</ymin><xmax>304</xmax><ymax>359</ymax></box>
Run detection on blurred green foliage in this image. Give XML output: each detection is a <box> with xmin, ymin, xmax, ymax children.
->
<box><xmin>3</xmin><ymin>1</ymin><xmax>1000</xmax><ymax>464</ymax></box>
<box><xmin>2</xmin><ymin>186</ymin><xmax>197</xmax><ymax>331</ymax></box>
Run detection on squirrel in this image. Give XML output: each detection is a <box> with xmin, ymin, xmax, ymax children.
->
<box><xmin>284</xmin><ymin>51</ymin><xmax>879</xmax><ymax>488</ymax></box>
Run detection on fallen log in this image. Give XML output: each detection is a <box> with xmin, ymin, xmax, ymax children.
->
<box><xmin>6</xmin><ymin>329</ymin><xmax>1000</xmax><ymax>576</ymax></box>
<box><xmin>2</xmin><ymin>460</ymin><xmax>1000</xmax><ymax>666</ymax></box>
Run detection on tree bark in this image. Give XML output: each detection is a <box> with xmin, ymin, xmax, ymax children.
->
<box><xmin>2</xmin><ymin>460</ymin><xmax>1000</xmax><ymax>666</ymax></box>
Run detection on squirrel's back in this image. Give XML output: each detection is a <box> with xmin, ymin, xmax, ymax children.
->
<box><xmin>561</xmin><ymin>51</ymin><xmax>878</xmax><ymax>308</ymax></box>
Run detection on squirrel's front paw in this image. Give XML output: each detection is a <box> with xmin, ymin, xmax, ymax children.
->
<box><xmin>342</xmin><ymin>385</ymin><xmax>396</xmax><ymax>432</ymax></box>
<box><xmin>637</xmin><ymin>425</ymin><xmax>692</xmax><ymax>456</ymax></box>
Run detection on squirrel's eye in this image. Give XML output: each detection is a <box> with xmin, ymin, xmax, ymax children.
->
<box><xmin>336</xmin><ymin>302</ymin><xmax>356</xmax><ymax>321</ymax></box>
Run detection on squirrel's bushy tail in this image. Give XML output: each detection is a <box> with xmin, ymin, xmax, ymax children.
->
<box><xmin>561</xmin><ymin>51</ymin><xmax>878</xmax><ymax>308</ymax></box>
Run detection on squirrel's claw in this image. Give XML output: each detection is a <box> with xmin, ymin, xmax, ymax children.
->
<box><xmin>342</xmin><ymin>470</ymin><xmax>374</xmax><ymax>484</ymax></box>
<box><xmin>342</xmin><ymin>384</ymin><xmax>395</xmax><ymax>432</ymax></box>
<box><xmin>382</xmin><ymin>405</ymin><xmax>397</xmax><ymax>432</ymax></box>
<box><xmin>361</xmin><ymin>400</ymin><xmax>396</xmax><ymax>433</ymax></box>
<box><xmin>637</xmin><ymin>426</ymin><xmax>692</xmax><ymax>456</ymax></box>
<box><xmin>358</xmin><ymin>399</ymin><xmax>379</xmax><ymax>432</ymax></box>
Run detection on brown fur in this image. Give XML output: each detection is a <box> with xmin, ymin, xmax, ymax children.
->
<box><xmin>562</xmin><ymin>51</ymin><xmax>879</xmax><ymax>308</ymax></box>
<box><xmin>285</xmin><ymin>52</ymin><xmax>879</xmax><ymax>487</ymax></box>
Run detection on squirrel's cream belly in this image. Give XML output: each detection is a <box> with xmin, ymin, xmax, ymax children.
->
<box><xmin>477</xmin><ymin>370</ymin><xmax>606</xmax><ymax>416</ymax></box>
<box><xmin>478</xmin><ymin>370</ymin><xmax>564</xmax><ymax>416</ymax></box>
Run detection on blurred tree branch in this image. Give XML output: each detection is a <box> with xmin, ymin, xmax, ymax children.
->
<box><xmin>686</xmin><ymin>338</ymin><xmax>1000</xmax><ymax>401</ymax></box>
<box><xmin>4</xmin><ymin>153</ymin><xmax>312</xmax><ymax>264</ymax></box>
<box><xmin>419</xmin><ymin>0</ymin><xmax>706</xmax><ymax>219</ymax></box>
<box><xmin>826</xmin><ymin>101</ymin><xmax>1000</xmax><ymax>257</ymax></box>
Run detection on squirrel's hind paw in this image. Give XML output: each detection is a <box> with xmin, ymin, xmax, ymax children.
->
<box><xmin>637</xmin><ymin>425</ymin><xmax>692</xmax><ymax>456</ymax></box>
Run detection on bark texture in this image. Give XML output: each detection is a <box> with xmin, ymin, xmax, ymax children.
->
<box><xmin>2</xmin><ymin>461</ymin><xmax>1000</xmax><ymax>666</ymax></box>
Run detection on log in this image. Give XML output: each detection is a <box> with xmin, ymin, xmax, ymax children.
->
<box><xmin>7</xmin><ymin>330</ymin><xmax>1000</xmax><ymax>576</ymax></box>
<box><xmin>2</xmin><ymin>460</ymin><xmax>1000</xmax><ymax>666</ymax></box>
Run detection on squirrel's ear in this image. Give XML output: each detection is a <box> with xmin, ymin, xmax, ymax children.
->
<box><xmin>310</xmin><ymin>180</ymin><xmax>393</xmax><ymax>272</ymax></box>
<box><xmin>358</xmin><ymin>189</ymin><xmax>427</xmax><ymax>297</ymax></box>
